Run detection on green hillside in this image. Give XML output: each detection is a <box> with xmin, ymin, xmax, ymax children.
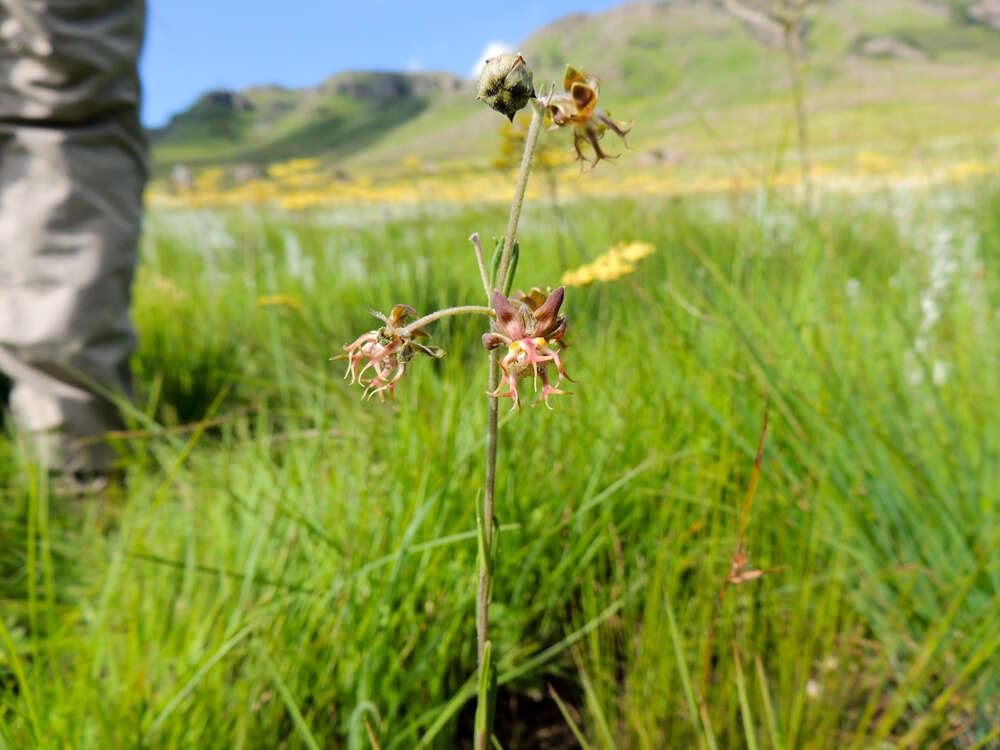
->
<box><xmin>150</xmin><ymin>0</ymin><xmax>1000</xmax><ymax>176</ymax></box>
<box><xmin>149</xmin><ymin>71</ymin><xmax>463</xmax><ymax>170</ymax></box>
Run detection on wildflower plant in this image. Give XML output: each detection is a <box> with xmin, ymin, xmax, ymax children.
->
<box><xmin>335</xmin><ymin>57</ymin><xmax>631</xmax><ymax>748</ymax></box>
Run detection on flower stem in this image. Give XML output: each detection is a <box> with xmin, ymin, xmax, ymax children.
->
<box><xmin>495</xmin><ymin>100</ymin><xmax>545</xmax><ymax>296</ymax></box>
<box><xmin>403</xmin><ymin>305</ymin><xmax>494</xmax><ymax>334</ymax></box>
<box><xmin>476</xmin><ymin>98</ymin><xmax>545</xmax><ymax>750</ymax></box>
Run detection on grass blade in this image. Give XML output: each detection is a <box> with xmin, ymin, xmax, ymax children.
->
<box><xmin>733</xmin><ymin>645</ymin><xmax>759</xmax><ymax>750</ymax></box>
<box><xmin>665</xmin><ymin>587</ymin><xmax>713</xmax><ymax>750</ymax></box>
<box><xmin>0</xmin><ymin>614</ymin><xmax>41</xmax><ymax>742</ymax></box>
<box><xmin>259</xmin><ymin>641</ymin><xmax>322</xmax><ymax>750</ymax></box>
<box><xmin>148</xmin><ymin>622</ymin><xmax>256</xmax><ymax>734</ymax></box>
<box><xmin>754</xmin><ymin>655</ymin><xmax>785</xmax><ymax>750</ymax></box>
<box><xmin>548</xmin><ymin>683</ymin><xmax>594</xmax><ymax>750</ymax></box>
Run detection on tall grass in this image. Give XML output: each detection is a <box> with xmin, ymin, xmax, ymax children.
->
<box><xmin>1</xmin><ymin>179</ymin><xmax>998</xmax><ymax>748</ymax></box>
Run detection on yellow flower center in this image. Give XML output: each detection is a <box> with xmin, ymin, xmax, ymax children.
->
<box><xmin>508</xmin><ymin>340</ymin><xmax>527</xmax><ymax>363</ymax></box>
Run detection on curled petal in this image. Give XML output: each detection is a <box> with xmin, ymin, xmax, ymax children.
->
<box><xmin>597</xmin><ymin>111</ymin><xmax>633</xmax><ymax>141</ymax></box>
<box><xmin>581</xmin><ymin>125</ymin><xmax>618</xmax><ymax>170</ymax></box>
<box><xmin>339</xmin><ymin>331</ymin><xmax>380</xmax><ymax>384</ymax></box>
<box><xmin>364</xmin><ymin>356</ymin><xmax>407</xmax><ymax>402</ymax></box>
<box><xmin>343</xmin><ymin>331</ymin><xmax>378</xmax><ymax>351</ymax></box>
<box><xmin>548</xmin><ymin>347</ymin><xmax>576</xmax><ymax>384</ymax></box>
<box><xmin>487</xmin><ymin>372</ymin><xmax>522</xmax><ymax>411</ymax></box>
<box><xmin>355</xmin><ymin>349</ymin><xmax>383</xmax><ymax>384</ymax></box>
<box><xmin>534</xmin><ymin>382</ymin><xmax>572</xmax><ymax>409</ymax></box>
<box><xmin>482</xmin><ymin>332</ymin><xmax>509</xmax><ymax>350</ymax></box>
<box><xmin>532</xmin><ymin>367</ymin><xmax>572</xmax><ymax>409</ymax></box>
<box><xmin>412</xmin><ymin>342</ymin><xmax>446</xmax><ymax>359</ymax></box>
<box><xmin>571</xmin><ymin>131</ymin><xmax>589</xmax><ymax>163</ymax></box>
<box><xmin>367</xmin><ymin>338</ymin><xmax>402</xmax><ymax>365</ymax></box>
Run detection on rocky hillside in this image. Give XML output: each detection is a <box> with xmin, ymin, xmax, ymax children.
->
<box><xmin>149</xmin><ymin>71</ymin><xmax>465</xmax><ymax>168</ymax></box>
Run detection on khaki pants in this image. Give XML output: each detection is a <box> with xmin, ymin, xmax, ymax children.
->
<box><xmin>0</xmin><ymin>0</ymin><xmax>147</xmax><ymax>472</ymax></box>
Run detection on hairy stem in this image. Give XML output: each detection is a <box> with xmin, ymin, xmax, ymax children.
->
<box><xmin>403</xmin><ymin>305</ymin><xmax>494</xmax><ymax>334</ymax></box>
<box><xmin>495</xmin><ymin>100</ymin><xmax>545</xmax><ymax>295</ymax></box>
<box><xmin>476</xmin><ymin>99</ymin><xmax>545</xmax><ymax>750</ymax></box>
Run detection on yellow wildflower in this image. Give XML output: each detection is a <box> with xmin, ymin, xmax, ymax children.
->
<box><xmin>560</xmin><ymin>242</ymin><xmax>656</xmax><ymax>287</ymax></box>
<box><xmin>258</xmin><ymin>294</ymin><xmax>302</xmax><ymax>309</ymax></box>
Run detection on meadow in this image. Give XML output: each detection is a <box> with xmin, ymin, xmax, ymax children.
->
<box><xmin>2</xmin><ymin>164</ymin><xmax>999</xmax><ymax>748</ymax></box>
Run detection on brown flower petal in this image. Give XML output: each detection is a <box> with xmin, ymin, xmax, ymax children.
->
<box><xmin>515</xmin><ymin>287</ymin><xmax>550</xmax><ymax>311</ymax></box>
<box><xmin>563</xmin><ymin>66</ymin><xmax>598</xmax><ymax>94</ymax></box>
<box><xmin>491</xmin><ymin>289</ymin><xmax>526</xmax><ymax>340</ymax></box>
<box><xmin>412</xmin><ymin>342</ymin><xmax>446</xmax><ymax>359</ymax></box>
<box><xmin>532</xmin><ymin>286</ymin><xmax>565</xmax><ymax>333</ymax></box>
<box><xmin>597</xmin><ymin>112</ymin><xmax>633</xmax><ymax>141</ymax></box>
<box><xmin>570</xmin><ymin>82</ymin><xmax>597</xmax><ymax>118</ymax></box>
<box><xmin>482</xmin><ymin>333</ymin><xmax>507</xmax><ymax>350</ymax></box>
<box><xmin>388</xmin><ymin>304</ymin><xmax>418</xmax><ymax>326</ymax></box>
<box><xmin>549</xmin><ymin>316</ymin><xmax>568</xmax><ymax>342</ymax></box>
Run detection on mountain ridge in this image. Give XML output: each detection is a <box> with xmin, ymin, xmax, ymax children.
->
<box><xmin>150</xmin><ymin>0</ymin><xmax>1000</xmax><ymax>177</ymax></box>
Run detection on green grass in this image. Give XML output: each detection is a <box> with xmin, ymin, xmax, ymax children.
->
<box><xmin>1</xmin><ymin>178</ymin><xmax>999</xmax><ymax>748</ymax></box>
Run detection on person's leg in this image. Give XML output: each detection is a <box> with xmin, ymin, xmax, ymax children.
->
<box><xmin>0</xmin><ymin>0</ymin><xmax>147</xmax><ymax>474</ymax></box>
<box><xmin>0</xmin><ymin>118</ymin><xmax>145</xmax><ymax>472</ymax></box>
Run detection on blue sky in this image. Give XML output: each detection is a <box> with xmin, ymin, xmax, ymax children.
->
<box><xmin>140</xmin><ymin>0</ymin><xmax>625</xmax><ymax>127</ymax></box>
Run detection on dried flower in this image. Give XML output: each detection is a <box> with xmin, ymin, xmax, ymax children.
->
<box><xmin>546</xmin><ymin>65</ymin><xmax>632</xmax><ymax>169</ymax></box>
<box><xmin>482</xmin><ymin>286</ymin><xmax>573</xmax><ymax>409</ymax></box>
<box><xmin>476</xmin><ymin>53</ymin><xmax>536</xmax><ymax>122</ymax></box>
<box><xmin>337</xmin><ymin>304</ymin><xmax>444</xmax><ymax>401</ymax></box>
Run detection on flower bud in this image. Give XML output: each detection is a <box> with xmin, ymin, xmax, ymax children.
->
<box><xmin>476</xmin><ymin>54</ymin><xmax>535</xmax><ymax>122</ymax></box>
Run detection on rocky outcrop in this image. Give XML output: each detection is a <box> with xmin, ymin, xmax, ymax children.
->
<box><xmin>198</xmin><ymin>90</ymin><xmax>255</xmax><ymax>111</ymax></box>
<box><xmin>854</xmin><ymin>35</ymin><xmax>929</xmax><ymax>61</ymax></box>
<box><xmin>966</xmin><ymin>0</ymin><xmax>1000</xmax><ymax>31</ymax></box>
<box><xmin>316</xmin><ymin>72</ymin><xmax>464</xmax><ymax>101</ymax></box>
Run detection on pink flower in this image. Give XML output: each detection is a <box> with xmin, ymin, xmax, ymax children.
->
<box><xmin>337</xmin><ymin>304</ymin><xmax>444</xmax><ymax>401</ymax></box>
<box><xmin>482</xmin><ymin>286</ymin><xmax>574</xmax><ymax>409</ymax></box>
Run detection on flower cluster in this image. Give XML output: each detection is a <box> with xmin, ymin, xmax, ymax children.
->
<box><xmin>546</xmin><ymin>66</ymin><xmax>632</xmax><ymax>170</ymax></box>
<box><xmin>482</xmin><ymin>286</ymin><xmax>573</xmax><ymax>409</ymax></box>
<box><xmin>338</xmin><ymin>305</ymin><xmax>444</xmax><ymax>401</ymax></box>
<box><xmin>561</xmin><ymin>241</ymin><xmax>655</xmax><ymax>287</ymax></box>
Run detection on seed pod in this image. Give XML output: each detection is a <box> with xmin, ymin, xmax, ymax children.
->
<box><xmin>476</xmin><ymin>53</ymin><xmax>535</xmax><ymax>122</ymax></box>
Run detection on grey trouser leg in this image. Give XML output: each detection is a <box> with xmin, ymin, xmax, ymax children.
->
<box><xmin>0</xmin><ymin>0</ymin><xmax>147</xmax><ymax>473</ymax></box>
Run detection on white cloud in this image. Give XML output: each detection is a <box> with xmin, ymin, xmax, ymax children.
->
<box><xmin>405</xmin><ymin>57</ymin><xmax>423</xmax><ymax>73</ymax></box>
<box><xmin>467</xmin><ymin>40</ymin><xmax>514</xmax><ymax>79</ymax></box>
